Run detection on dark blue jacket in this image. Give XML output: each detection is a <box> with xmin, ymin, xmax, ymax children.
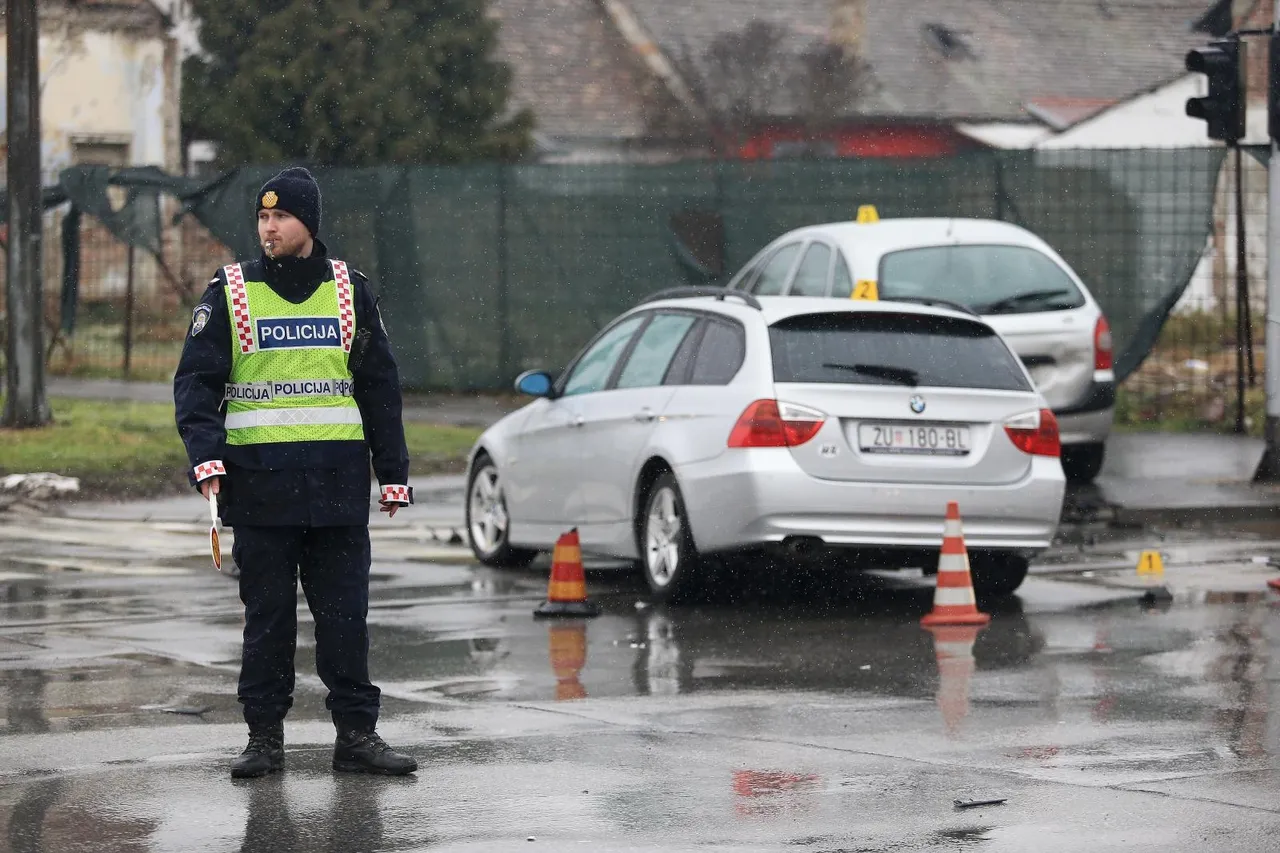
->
<box><xmin>173</xmin><ymin>239</ymin><xmax>410</xmax><ymax>527</ymax></box>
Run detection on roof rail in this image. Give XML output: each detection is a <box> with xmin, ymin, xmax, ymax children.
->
<box><xmin>639</xmin><ymin>286</ymin><xmax>762</xmax><ymax>310</ymax></box>
<box><xmin>879</xmin><ymin>295</ymin><xmax>980</xmax><ymax>317</ymax></box>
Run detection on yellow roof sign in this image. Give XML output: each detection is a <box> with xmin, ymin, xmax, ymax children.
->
<box><xmin>852</xmin><ymin>280</ymin><xmax>879</xmax><ymax>301</ymax></box>
<box><xmin>856</xmin><ymin>205</ymin><xmax>879</xmax><ymax>223</ymax></box>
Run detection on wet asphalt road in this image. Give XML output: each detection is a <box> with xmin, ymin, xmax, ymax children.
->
<box><xmin>4</xmin><ymin>509</ymin><xmax>1280</xmax><ymax>851</ymax></box>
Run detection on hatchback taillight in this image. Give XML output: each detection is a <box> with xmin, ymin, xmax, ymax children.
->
<box><xmin>1094</xmin><ymin>315</ymin><xmax>1113</xmax><ymax>371</ymax></box>
<box><xmin>1004</xmin><ymin>408</ymin><xmax>1060</xmax><ymax>457</ymax></box>
<box><xmin>727</xmin><ymin>400</ymin><xmax>826</xmax><ymax>448</ymax></box>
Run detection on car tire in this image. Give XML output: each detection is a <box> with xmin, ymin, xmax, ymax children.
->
<box><xmin>466</xmin><ymin>454</ymin><xmax>537</xmax><ymax>568</ymax></box>
<box><xmin>1061</xmin><ymin>442</ymin><xmax>1106</xmax><ymax>484</ymax></box>
<box><xmin>638</xmin><ymin>471</ymin><xmax>703</xmax><ymax>603</ymax></box>
<box><xmin>968</xmin><ymin>552</ymin><xmax>1029</xmax><ymax>598</ymax></box>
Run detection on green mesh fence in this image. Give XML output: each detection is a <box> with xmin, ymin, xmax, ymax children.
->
<box><xmin>176</xmin><ymin>149</ymin><xmax>1227</xmax><ymax>390</ymax></box>
<box><xmin>1</xmin><ymin>149</ymin><xmax>1231</xmax><ymax>391</ymax></box>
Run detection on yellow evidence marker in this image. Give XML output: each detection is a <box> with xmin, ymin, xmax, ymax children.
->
<box><xmin>1136</xmin><ymin>550</ymin><xmax>1164</xmax><ymax>577</ymax></box>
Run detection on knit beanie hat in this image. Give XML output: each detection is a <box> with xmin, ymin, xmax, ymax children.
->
<box><xmin>257</xmin><ymin>167</ymin><xmax>322</xmax><ymax>236</ymax></box>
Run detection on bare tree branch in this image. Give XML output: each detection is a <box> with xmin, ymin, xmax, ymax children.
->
<box><xmin>647</xmin><ymin>19</ymin><xmax>870</xmax><ymax>158</ymax></box>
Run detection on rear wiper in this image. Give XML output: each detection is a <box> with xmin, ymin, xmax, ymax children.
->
<box><xmin>823</xmin><ymin>362</ymin><xmax>919</xmax><ymax>386</ymax></box>
<box><xmin>977</xmin><ymin>289</ymin><xmax>1073</xmax><ymax>314</ymax></box>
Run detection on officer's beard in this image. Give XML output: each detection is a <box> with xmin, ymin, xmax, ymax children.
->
<box><xmin>263</xmin><ymin>236</ymin><xmax>309</xmax><ymax>259</ymax></box>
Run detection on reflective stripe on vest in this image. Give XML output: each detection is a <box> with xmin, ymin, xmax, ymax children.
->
<box><xmin>223</xmin><ymin>259</ymin><xmax>363</xmax><ymax>446</ymax></box>
<box><xmin>225</xmin><ymin>263</ymin><xmax>255</xmax><ymax>355</ymax></box>
<box><xmin>224</xmin><ymin>378</ymin><xmax>355</xmax><ymax>402</ymax></box>
<box><xmin>224</xmin><ymin>406</ymin><xmax>364</xmax><ymax>430</ymax></box>
<box><xmin>331</xmin><ymin>260</ymin><xmax>355</xmax><ymax>354</ymax></box>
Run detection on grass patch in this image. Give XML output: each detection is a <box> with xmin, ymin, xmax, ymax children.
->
<box><xmin>1114</xmin><ymin>384</ymin><xmax>1265</xmax><ymax>436</ymax></box>
<box><xmin>0</xmin><ymin>397</ymin><xmax>481</xmax><ymax>500</ymax></box>
<box><xmin>403</xmin><ymin>420</ymin><xmax>485</xmax><ymax>472</ymax></box>
<box><xmin>1116</xmin><ymin>303</ymin><xmax>1267</xmax><ymax>437</ymax></box>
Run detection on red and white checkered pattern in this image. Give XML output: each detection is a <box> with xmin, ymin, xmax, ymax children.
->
<box><xmin>381</xmin><ymin>484</ymin><xmax>411</xmax><ymax>505</ymax></box>
<box><xmin>193</xmin><ymin>460</ymin><xmax>226</xmax><ymax>482</ymax></box>
<box><xmin>331</xmin><ymin>260</ymin><xmax>355</xmax><ymax>354</ymax></box>
<box><xmin>224</xmin><ymin>263</ymin><xmax>255</xmax><ymax>354</ymax></box>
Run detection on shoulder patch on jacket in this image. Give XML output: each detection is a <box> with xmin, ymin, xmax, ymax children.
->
<box><xmin>190</xmin><ymin>303</ymin><xmax>213</xmax><ymax>336</ymax></box>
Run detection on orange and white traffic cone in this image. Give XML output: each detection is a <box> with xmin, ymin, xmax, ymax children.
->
<box><xmin>924</xmin><ymin>624</ymin><xmax>983</xmax><ymax>737</ymax></box>
<box><xmin>534</xmin><ymin>529</ymin><xmax>601</xmax><ymax>618</ymax></box>
<box><xmin>921</xmin><ymin>502</ymin><xmax>990</xmax><ymax>627</ymax></box>
<box><xmin>547</xmin><ymin>622</ymin><xmax>588</xmax><ymax>700</ymax></box>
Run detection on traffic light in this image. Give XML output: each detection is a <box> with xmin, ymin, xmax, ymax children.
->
<box><xmin>1185</xmin><ymin>37</ymin><xmax>1246</xmax><ymax>143</ymax></box>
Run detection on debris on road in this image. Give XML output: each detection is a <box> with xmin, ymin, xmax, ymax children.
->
<box><xmin>954</xmin><ymin>798</ymin><xmax>1008</xmax><ymax>810</ymax></box>
<box><xmin>1</xmin><ymin>472</ymin><xmax>80</xmax><ymax>515</ymax></box>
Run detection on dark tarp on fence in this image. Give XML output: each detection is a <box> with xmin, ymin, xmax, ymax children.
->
<box><xmin>14</xmin><ymin>149</ymin><xmax>1232</xmax><ymax>390</ymax></box>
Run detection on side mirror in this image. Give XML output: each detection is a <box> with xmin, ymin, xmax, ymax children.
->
<box><xmin>514</xmin><ymin>370</ymin><xmax>554</xmax><ymax>398</ymax></box>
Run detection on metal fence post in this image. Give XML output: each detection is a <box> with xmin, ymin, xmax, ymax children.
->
<box><xmin>496</xmin><ymin>163</ymin><xmax>512</xmax><ymax>385</ymax></box>
<box><xmin>1235</xmin><ymin>146</ymin><xmax>1246</xmax><ymax>432</ymax></box>
<box><xmin>122</xmin><ymin>243</ymin><xmax>136</xmax><ymax>378</ymax></box>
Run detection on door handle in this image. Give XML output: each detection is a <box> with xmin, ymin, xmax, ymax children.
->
<box><xmin>633</xmin><ymin>409</ymin><xmax>656</xmax><ymax>423</ymax></box>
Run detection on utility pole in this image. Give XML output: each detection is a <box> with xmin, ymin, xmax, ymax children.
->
<box><xmin>1258</xmin><ymin>2</ymin><xmax>1280</xmax><ymax>478</ymax></box>
<box><xmin>3</xmin><ymin>0</ymin><xmax>50</xmax><ymax>427</ymax></box>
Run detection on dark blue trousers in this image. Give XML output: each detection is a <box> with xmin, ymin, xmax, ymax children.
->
<box><xmin>232</xmin><ymin>525</ymin><xmax>380</xmax><ymax>732</ymax></box>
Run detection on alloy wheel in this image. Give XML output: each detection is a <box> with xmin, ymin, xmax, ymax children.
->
<box><xmin>644</xmin><ymin>486</ymin><xmax>683</xmax><ymax>588</ymax></box>
<box><xmin>469</xmin><ymin>465</ymin><xmax>509</xmax><ymax>556</ymax></box>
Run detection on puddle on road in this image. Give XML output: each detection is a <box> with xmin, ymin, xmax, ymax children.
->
<box><xmin>360</xmin><ymin>563</ymin><xmax>1280</xmax><ymax>783</ymax></box>
<box><xmin>6</xmin><ymin>535</ymin><xmax>1280</xmax><ymax>784</ymax></box>
<box><xmin>0</xmin><ymin>652</ymin><xmax>232</xmax><ymax>737</ymax></box>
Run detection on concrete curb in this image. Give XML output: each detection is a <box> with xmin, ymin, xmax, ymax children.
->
<box><xmin>1107</xmin><ymin>503</ymin><xmax>1280</xmax><ymax>528</ymax></box>
<box><xmin>1061</xmin><ymin>486</ymin><xmax>1280</xmax><ymax>530</ymax></box>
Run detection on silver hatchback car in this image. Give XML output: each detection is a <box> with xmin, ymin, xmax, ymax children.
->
<box><xmin>466</xmin><ymin>289</ymin><xmax>1065</xmax><ymax>601</ymax></box>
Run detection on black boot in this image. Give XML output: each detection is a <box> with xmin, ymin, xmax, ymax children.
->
<box><xmin>230</xmin><ymin>724</ymin><xmax>284</xmax><ymax>779</ymax></box>
<box><xmin>333</xmin><ymin>729</ymin><xmax>417</xmax><ymax>775</ymax></box>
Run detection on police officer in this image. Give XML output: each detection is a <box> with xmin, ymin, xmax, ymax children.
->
<box><xmin>174</xmin><ymin>167</ymin><xmax>417</xmax><ymax>778</ymax></box>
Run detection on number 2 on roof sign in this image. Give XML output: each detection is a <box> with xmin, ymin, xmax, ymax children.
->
<box><xmin>852</xmin><ymin>280</ymin><xmax>879</xmax><ymax>301</ymax></box>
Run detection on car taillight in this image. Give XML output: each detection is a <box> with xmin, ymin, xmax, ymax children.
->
<box><xmin>727</xmin><ymin>400</ymin><xmax>826</xmax><ymax>448</ymax></box>
<box><xmin>1004</xmin><ymin>408</ymin><xmax>1060</xmax><ymax>457</ymax></box>
<box><xmin>1094</xmin><ymin>315</ymin><xmax>1113</xmax><ymax>371</ymax></box>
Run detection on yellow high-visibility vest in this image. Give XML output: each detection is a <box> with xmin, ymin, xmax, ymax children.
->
<box><xmin>220</xmin><ymin>259</ymin><xmax>364</xmax><ymax>445</ymax></box>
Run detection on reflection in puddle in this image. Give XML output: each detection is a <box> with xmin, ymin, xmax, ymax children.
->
<box><xmin>1209</xmin><ymin>607</ymin><xmax>1270</xmax><ymax>759</ymax></box>
<box><xmin>924</xmin><ymin>624</ymin><xmax>984</xmax><ymax>738</ymax></box>
<box><xmin>548</xmin><ymin>622</ymin><xmax>588</xmax><ymax>701</ymax></box>
<box><xmin>636</xmin><ymin>610</ymin><xmax>681</xmax><ymax>697</ymax></box>
<box><xmin>236</xmin><ymin>774</ymin><xmax>396</xmax><ymax>853</ymax></box>
<box><xmin>934</xmin><ymin>825</ymin><xmax>993</xmax><ymax>846</ymax></box>
<box><xmin>732</xmin><ymin>770</ymin><xmax>821</xmax><ymax>817</ymax></box>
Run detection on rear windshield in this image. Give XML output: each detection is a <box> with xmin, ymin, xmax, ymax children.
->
<box><xmin>878</xmin><ymin>244</ymin><xmax>1086</xmax><ymax>315</ymax></box>
<box><xmin>769</xmin><ymin>312</ymin><xmax>1032</xmax><ymax>392</ymax></box>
